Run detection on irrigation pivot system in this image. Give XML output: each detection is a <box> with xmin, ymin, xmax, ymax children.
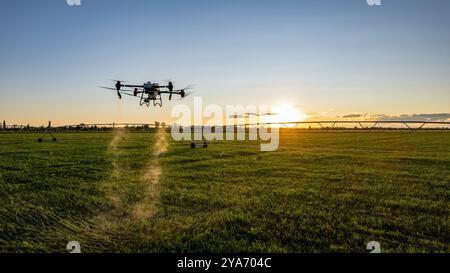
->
<box><xmin>1</xmin><ymin>120</ymin><xmax>449</xmax><ymax>132</ymax></box>
<box><xmin>246</xmin><ymin>120</ymin><xmax>450</xmax><ymax>131</ymax></box>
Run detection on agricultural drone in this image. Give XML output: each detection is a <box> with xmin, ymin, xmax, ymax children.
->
<box><xmin>99</xmin><ymin>80</ymin><xmax>192</xmax><ymax>107</ymax></box>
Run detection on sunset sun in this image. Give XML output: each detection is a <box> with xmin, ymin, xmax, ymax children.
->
<box><xmin>267</xmin><ymin>104</ymin><xmax>307</xmax><ymax>124</ymax></box>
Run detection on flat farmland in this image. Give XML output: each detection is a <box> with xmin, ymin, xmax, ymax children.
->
<box><xmin>0</xmin><ymin>131</ymin><xmax>448</xmax><ymax>252</ymax></box>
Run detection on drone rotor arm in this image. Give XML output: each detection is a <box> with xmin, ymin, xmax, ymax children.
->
<box><xmin>98</xmin><ymin>86</ymin><xmax>117</xmax><ymax>91</ymax></box>
<box><xmin>99</xmin><ymin>86</ymin><xmax>137</xmax><ymax>93</ymax></box>
<box><xmin>99</xmin><ymin>87</ymin><xmax>137</xmax><ymax>97</ymax></box>
<box><xmin>123</xmin><ymin>84</ymin><xmax>145</xmax><ymax>88</ymax></box>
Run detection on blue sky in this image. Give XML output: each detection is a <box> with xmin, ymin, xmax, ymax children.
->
<box><xmin>0</xmin><ymin>0</ymin><xmax>449</xmax><ymax>125</ymax></box>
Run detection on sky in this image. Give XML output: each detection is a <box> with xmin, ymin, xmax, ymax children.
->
<box><xmin>0</xmin><ymin>0</ymin><xmax>449</xmax><ymax>126</ymax></box>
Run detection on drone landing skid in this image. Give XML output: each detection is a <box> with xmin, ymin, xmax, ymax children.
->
<box><xmin>154</xmin><ymin>96</ymin><xmax>163</xmax><ymax>107</ymax></box>
<box><xmin>140</xmin><ymin>95</ymin><xmax>163</xmax><ymax>107</ymax></box>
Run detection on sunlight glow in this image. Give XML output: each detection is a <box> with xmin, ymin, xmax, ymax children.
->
<box><xmin>265</xmin><ymin>104</ymin><xmax>307</xmax><ymax>124</ymax></box>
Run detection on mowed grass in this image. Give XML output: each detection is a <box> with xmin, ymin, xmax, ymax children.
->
<box><xmin>0</xmin><ymin>131</ymin><xmax>448</xmax><ymax>253</ymax></box>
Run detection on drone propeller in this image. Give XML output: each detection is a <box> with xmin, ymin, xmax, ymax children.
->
<box><xmin>109</xmin><ymin>79</ymin><xmax>129</xmax><ymax>83</ymax></box>
<box><xmin>182</xmin><ymin>85</ymin><xmax>194</xmax><ymax>98</ymax></box>
<box><xmin>98</xmin><ymin>86</ymin><xmax>116</xmax><ymax>91</ymax></box>
<box><xmin>168</xmin><ymin>82</ymin><xmax>174</xmax><ymax>100</ymax></box>
<box><xmin>98</xmin><ymin>86</ymin><xmax>136</xmax><ymax>99</ymax></box>
<box><xmin>183</xmin><ymin>84</ymin><xmax>194</xmax><ymax>90</ymax></box>
<box><xmin>163</xmin><ymin>80</ymin><xmax>175</xmax><ymax>100</ymax></box>
<box><xmin>108</xmin><ymin>79</ymin><xmax>131</xmax><ymax>91</ymax></box>
<box><xmin>180</xmin><ymin>90</ymin><xmax>193</xmax><ymax>99</ymax></box>
<box><xmin>98</xmin><ymin>86</ymin><xmax>136</xmax><ymax>92</ymax></box>
<box><xmin>164</xmin><ymin>79</ymin><xmax>176</xmax><ymax>84</ymax></box>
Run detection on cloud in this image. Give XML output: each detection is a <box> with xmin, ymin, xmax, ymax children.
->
<box><xmin>228</xmin><ymin>112</ymin><xmax>277</xmax><ymax>118</ymax></box>
<box><xmin>341</xmin><ymin>114</ymin><xmax>364</xmax><ymax>118</ymax></box>
<box><xmin>373</xmin><ymin>113</ymin><xmax>450</xmax><ymax>122</ymax></box>
<box><xmin>311</xmin><ymin>112</ymin><xmax>450</xmax><ymax>122</ymax></box>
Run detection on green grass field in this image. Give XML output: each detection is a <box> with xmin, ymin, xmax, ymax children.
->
<box><xmin>0</xmin><ymin>130</ymin><xmax>449</xmax><ymax>253</ymax></box>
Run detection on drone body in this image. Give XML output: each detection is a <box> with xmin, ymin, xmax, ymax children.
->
<box><xmin>100</xmin><ymin>80</ymin><xmax>192</xmax><ymax>107</ymax></box>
